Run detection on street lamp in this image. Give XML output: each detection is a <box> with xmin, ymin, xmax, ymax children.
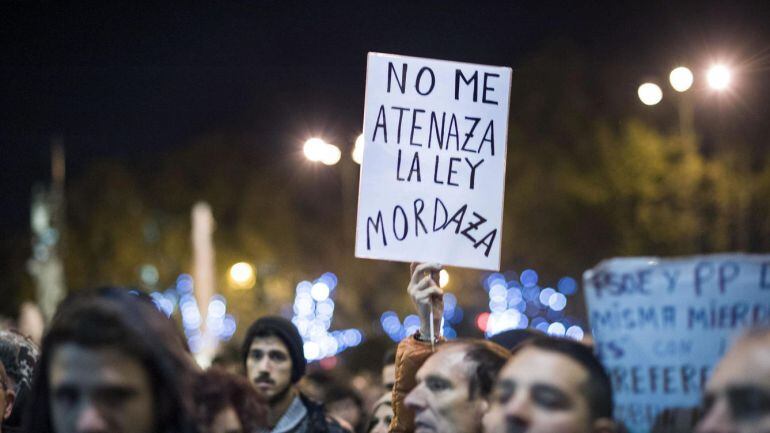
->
<box><xmin>669</xmin><ymin>66</ymin><xmax>694</xmax><ymax>92</ymax></box>
<box><xmin>303</xmin><ymin>138</ymin><xmax>341</xmax><ymax>165</ymax></box>
<box><xmin>707</xmin><ymin>64</ymin><xmax>731</xmax><ymax>91</ymax></box>
<box><xmin>351</xmin><ymin>134</ymin><xmax>364</xmax><ymax>165</ymax></box>
<box><xmin>228</xmin><ymin>262</ymin><xmax>256</xmax><ymax>290</ymax></box>
<box><xmin>638</xmin><ymin>82</ymin><xmax>663</xmax><ymax>106</ymax></box>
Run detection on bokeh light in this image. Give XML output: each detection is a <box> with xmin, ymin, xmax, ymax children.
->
<box><xmin>303</xmin><ymin>138</ymin><xmax>329</xmax><ymax>162</ymax></box>
<box><xmin>638</xmin><ymin>83</ymin><xmax>663</xmax><ymax>105</ymax></box>
<box><xmin>669</xmin><ymin>66</ymin><xmax>693</xmax><ymax>92</ymax></box>
<box><xmin>707</xmin><ymin>64</ymin><xmax>731</xmax><ymax>90</ymax></box>
<box><xmin>228</xmin><ymin>262</ymin><xmax>256</xmax><ymax>289</ymax></box>
<box><xmin>352</xmin><ymin>134</ymin><xmax>364</xmax><ymax>164</ymax></box>
<box><xmin>439</xmin><ymin>269</ymin><xmax>450</xmax><ymax>288</ymax></box>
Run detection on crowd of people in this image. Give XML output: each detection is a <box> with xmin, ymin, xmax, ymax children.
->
<box><xmin>0</xmin><ymin>263</ymin><xmax>768</xmax><ymax>433</ymax></box>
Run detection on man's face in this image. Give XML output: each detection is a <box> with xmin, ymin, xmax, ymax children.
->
<box><xmin>368</xmin><ymin>402</ymin><xmax>393</xmax><ymax>433</ymax></box>
<box><xmin>483</xmin><ymin>347</ymin><xmax>596</xmax><ymax>433</ymax></box>
<box><xmin>245</xmin><ymin>336</ymin><xmax>293</xmax><ymax>404</ymax></box>
<box><xmin>405</xmin><ymin>346</ymin><xmax>486</xmax><ymax>433</ymax></box>
<box><xmin>382</xmin><ymin>363</ymin><xmax>396</xmax><ymax>391</ymax></box>
<box><xmin>49</xmin><ymin>344</ymin><xmax>155</xmax><ymax>433</ymax></box>
<box><xmin>696</xmin><ymin>337</ymin><xmax>770</xmax><ymax>433</ymax></box>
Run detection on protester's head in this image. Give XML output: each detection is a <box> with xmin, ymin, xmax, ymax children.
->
<box><xmin>488</xmin><ymin>328</ymin><xmax>541</xmax><ymax>352</ymax></box>
<box><xmin>192</xmin><ymin>367</ymin><xmax>266</xmax><ymax>433</ymax></box>
<box><xmin>367</xmin><ymin>393</ymin><xmax>393</xmax><ymax>433</ymax></box>
<box><xmin>26</xmin><ymin>287</ymin><xmax>199</xmax><ymax>433</ymax></box>
<box><xmin>0</xmin><ymin>329</ymin><xmax>39</xmax><ymax>428</ymax></box>
<box><xmin>382</xmin><ymin>347</ymin><xmax>396</xmax><ymax>392</ymax></box>
<box><xmin>242</xmin><ymin>316</ymin><xmax>305</xmax><ymax>405</ymax></box>
<box><xmin>483</xmin><ymin>336</ymin><xmax>615</xmax><ymax>433</ymax></box>
<box><xmin>1</xmin><ymin>361</ymin><xmax>16</xmax><ymax>427</ymax></box>
<box><xmin>210</xmin><ymin>343</ymin><xmax>245</xmax><ymax>376</ymax></box>
<box><xmin>405</xmin><ymin>339</ymin><xmax>510</xmax><ymax>433</ymax></box>
<box><xmin>695</xmin><ymin>328</ymin><xmax>770</xmax><ymax>433</ymax></box>
<box><xmin>326</xmin><ymin>385</ymin><xmax>365</xmax><ymax>432</ymax></box>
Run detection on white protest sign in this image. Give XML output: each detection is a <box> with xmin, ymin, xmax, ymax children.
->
<box><xmin>584</xmin><ymin>253</ymin><xmax>770</xmax><ymax>433</ymax></box>
<box><xmin>355</xmin><ymin>53</ymin><xmax>511</xmax><ymax>270</ymax></box>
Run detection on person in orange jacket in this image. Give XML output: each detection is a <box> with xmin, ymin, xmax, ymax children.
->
<box><xmin>389</xmin><ymin>263</ymin><xmax>509</xmax><ymax>433</ymax></box>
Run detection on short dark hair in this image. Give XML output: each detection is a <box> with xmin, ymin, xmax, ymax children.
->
<box><xmin>193</xmin><ymin>367</ymin><xmax>267</xmax><ymax>432</ymax></box>
<box><xmin>25</xmin><ymin>287</ymin><xmax>199</xmax><ymax>433</ymax></box>
<box><xmin>441</xmin><ymin>339</ymin><xmax>510</xmax><ymax>400</ymax></box>
<box><xmin>513</xmin><ymin>336</ymin><xmax>613</xmax><ymax>420</ymax></box>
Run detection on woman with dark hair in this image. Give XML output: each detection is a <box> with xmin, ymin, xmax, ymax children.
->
<box><xmin>25</xmin><ymin>287</ymin><xmax>200</xmax><ymax>433</ymax></box>
<box><xmin>192</xmin><ymin>368</ymin><xmax>267</xmax><ymax>433</ymax></box>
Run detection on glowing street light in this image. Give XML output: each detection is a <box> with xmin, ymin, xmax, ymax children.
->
<box><xmin>304</xmin><ymin>138</ymin><xmax>329</xmax><ymax>162</ymax></box>
<box><xmin>303</xmin><ymin>137</ymin><xmax>341</xmax><ymax>166</ymax></box>
<box><xmin>351</xmin><ymin>134</ymin><xmax>364</xmax><ymax>165</ymax></box>
<box><xmin>707</xmin><ymin>64</ymin><xmax>731</xmax><ymax>91</ymax></box>
<box><xmin>669</xmin><ymin>66</ymin><xmax>693</xmax><ymax>92</ymax></box>
<box><xmin>638</xmin><ymin>82</ymin><xmax>663</xmax><ymax>105</ymax></box>
<box><xmin>228</xmin><ymin>262</ymin><xmax>256</xmax><ymax>289</ymax></box>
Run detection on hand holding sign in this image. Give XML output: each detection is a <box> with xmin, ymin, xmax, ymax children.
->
<box><xmin>407</xmin><ymin>262</ymin><xmax>444</xmax><ymax>344</ymax></box>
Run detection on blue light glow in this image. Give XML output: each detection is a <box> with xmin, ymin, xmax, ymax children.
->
<box><xmin>547</xmin><ymin>322</ymin><xmax>566</xmax><ymax>337</ymax></box>
<box><xmin>296</xmin><ymin>281</ymin><xmax>312</xmax><ymax>295</ymax></box>
<box><xmin>557</xmin><ymin>277</ymin><xmax>578</xmax><ymax>296</ymax></box>
<box><xmin>310</xmin><ymin>282</ymin><xmax>330</xmax><ymax>301</ymax></box>
<box><xmin>488</xmin><ymin>283</ymin><xmax>506</xmax><ymax>301</ymax></box>
<box><xmin>176</xmin><ymin>274</ymin><xmax>194</xmax><ymax>294</ymax></box>
<box><xmin>548</xmin><ymin>293</ymin><xmax>568</xmax><ymax>311</ymax></box>
<box><xmin>566</xmin><ymin>325</ymin><xmax>584</xmax><ymax>341</ymax></box>
<box><xmin>485</xmin><ymin>273</ymin><xmax>506</xmax><ymax>291</ymax></box>
<box><xmin>520</xmin><ymin>269</ymin><xmax>539</xmax><ymax>287</ymax></box>
<box><xmin>318</xmin><ymin>272</ymin><xmax>338</xmax><ymax>290</ymax></box>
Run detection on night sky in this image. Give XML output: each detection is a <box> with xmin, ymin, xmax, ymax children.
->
<box><xmin>2</xmin><ymin>1</ymin><xmax>769</xmax><ymax>234</ymax></box>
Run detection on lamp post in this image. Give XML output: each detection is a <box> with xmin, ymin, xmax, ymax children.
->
<box><xmin>303</xmin><ymin>136</ymin><xmax>361</xmax><ymax>248</ymax></box>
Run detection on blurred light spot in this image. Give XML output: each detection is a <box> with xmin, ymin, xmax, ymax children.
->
<box><xmin>352</xmin><ymin>134</ymin><xmax>365</xmax><ymax>164</ymax></box>
<box><xmin>229</xmin><ymin>262</ymin><xmax>256</xmax><ymax>289</ymax></box>
<box><xmin>669</xmin><ymin>66</ymin><xmax>693</xmax><ymax>92</ymax></box>
<box><xmin>140</xmin><ymin>264</ymin><xmax>159</xmax><ymax>286</ymax></box>
<box><xmin>320</xmin><ymin>356</ymin><xmax>338</xmax><ymax>370</ymax></box>
<box><xmin>707</xmin><ymin>64</ymin><xmax>731</xmax><ymax>90</ymax></box>
<box><xmin>485</xmin><ymin>273</ymin><xmax>506</xmax><ymax>291</ymax></box>
<box><xmin>557</xmin><ymin>277</ymin><xmax>578</xmax><ymax>295</ymax></box>
<box><xmin>638</xmin><ymin>82</ymin><xmax>663</xmax><ymax>105</ymax></box>
<box><xmin>296</xmin><ymin>281</ymin><xmax>312</xmax><ymax>295</ymax></box>
<box><xmin>566</xmin><ymin>325</ymin><xmax>584</xmax><ymax>341</ymax></box>
<box><xmin>176</xmin><ymin>274</ymin><xmax>194</xmax><ymax>294</ymax></box>
<box><xmin>304</xmin><ymin>341</ymin><xmax>320</xmax><ymax>360</ymax></box>
<box><xmin>208</xmin><ymin>298</ymin><xmax>226</xmax><ymax>318</ymax></box>
<box><xmin>520</xmin><ymin>269</ymin><xmax>538</xmax><ymax>287</ymax></box>
<box><xmin>548</xmin><ymin>293</ymin><xmax>568</xmax><ymax>311</ymax></box>
<box><xmin>311</xmin><ymin>282</ymin><xmax>330</xmax><ymax>301</ymax></box>
<box><xmin>476</xmin><ymin>312</ymin><xmax>490</xmax><ymax>331</ymax></box>
<box><xmin>539</xmin><ymin>288</ymin><xmax>556</xmax><ymax>306</ymax></box>
<box><xmin>439</xmin><ymin>269</ymin><xmax>450</xmax><ymax>288</ymax></box>
<box><xmin>547</xmin><ymin>322</ymin><xmax>566</xmax><ymax>337</ymax></box>
<box><xmin>489</xmin><ymin>283</ymin><xmax>507</xmax><ymax>302</ymax></box>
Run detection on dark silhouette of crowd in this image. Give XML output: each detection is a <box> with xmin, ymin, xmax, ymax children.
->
<box><xmin>0</xmin><ymin>263</ymin><xmax>767</xmax><ymax>433</ymax></box>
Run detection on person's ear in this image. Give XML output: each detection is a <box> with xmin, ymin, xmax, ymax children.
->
<box><xmin>592</xmin><ymin>417</ymin><xmax>616</xmax><ymax>433</ymax></box>
<box><xmin>2</xmin><ymin>389</ymin><xmax>15</xmax><ymax>420</ymax></box>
